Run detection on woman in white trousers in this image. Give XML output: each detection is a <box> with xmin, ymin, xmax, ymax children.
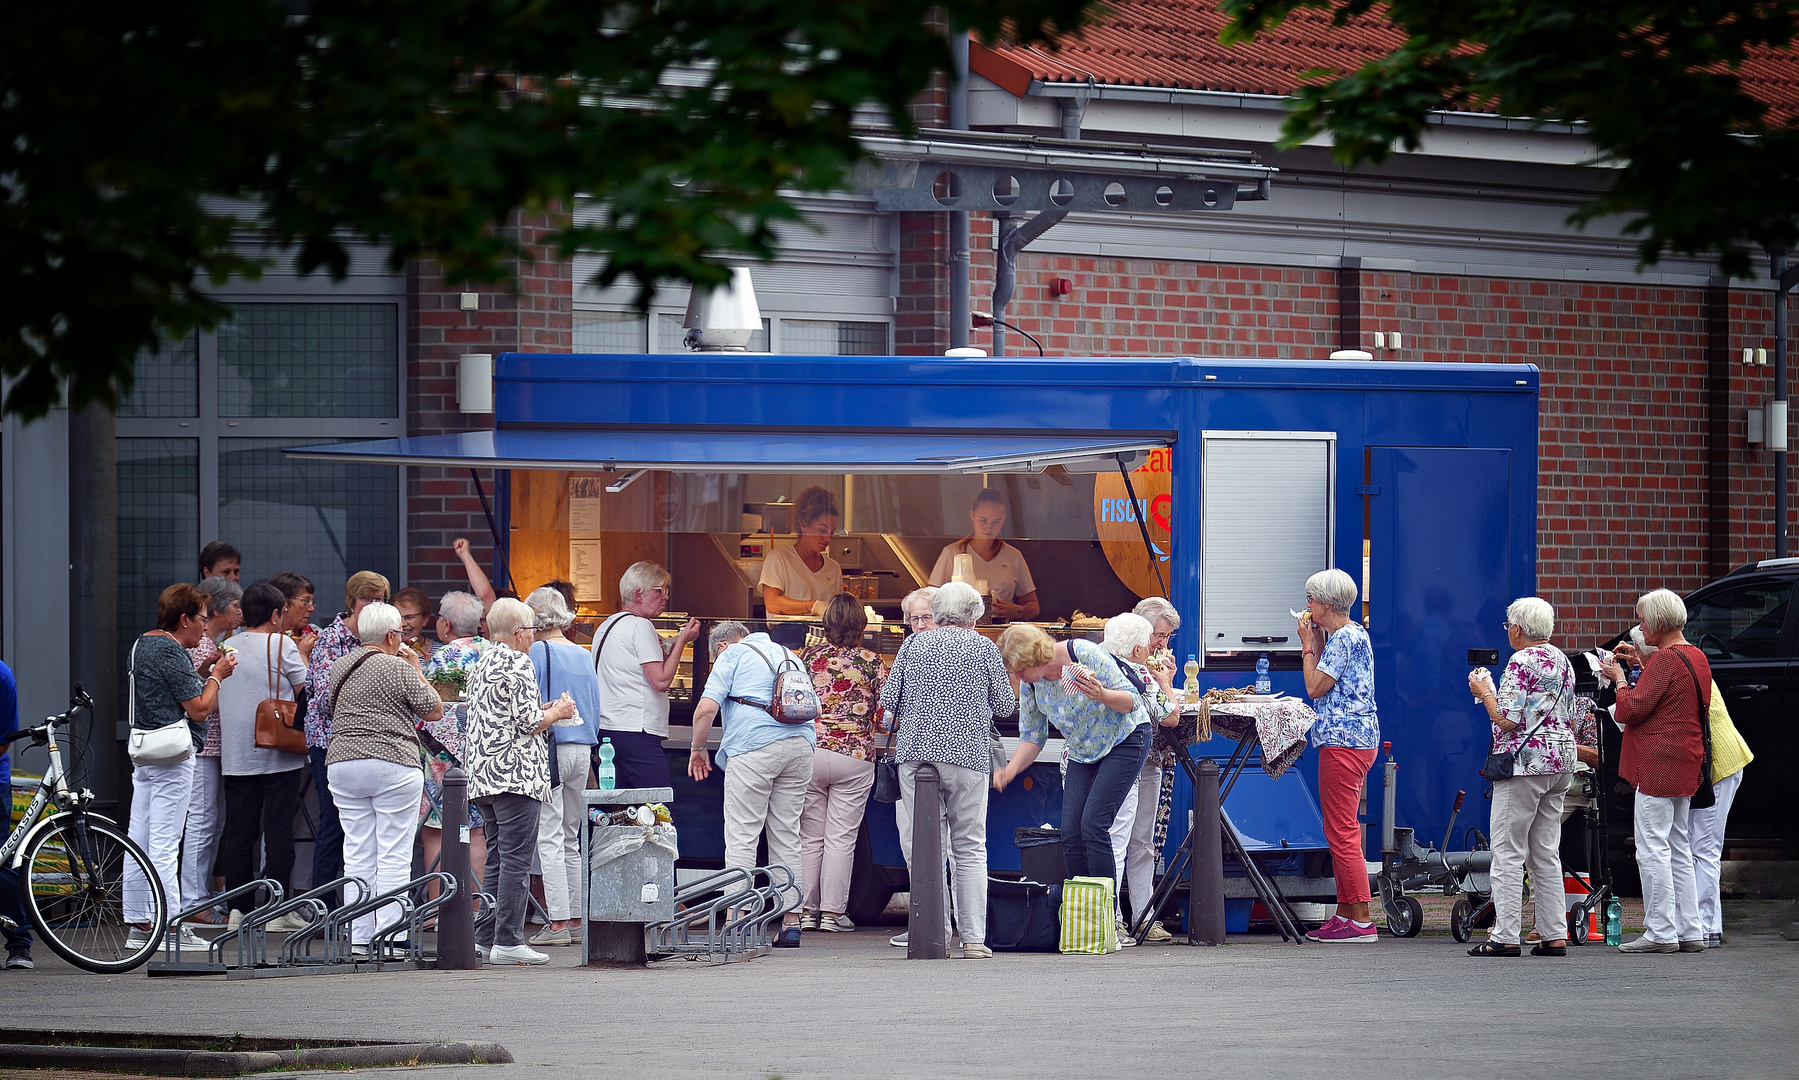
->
<box><xmin>323</xmin><ymin>603</ymin><xmax>443</xmax><ymax>951</ymax></box>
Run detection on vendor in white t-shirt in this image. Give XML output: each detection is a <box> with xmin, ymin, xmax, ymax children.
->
<box><xmin>759</xmin><ymin>485</ymin><xmax>843</xmax><ymax>616</ymax></box>
<box><xmin>928</xmin><ymin>487</ymin><xmax>1040</xmax><ymax>621</ymax></box>
<box><xmin>593</xmin><ymin>560</ymin><xmax>701</xmax><ymax>789</ymax></box>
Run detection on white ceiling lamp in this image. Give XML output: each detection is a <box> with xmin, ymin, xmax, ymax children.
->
<box><xmin>682</xmin><ymin>267</ymin><xmax>763</xmax><ymax>352</ymax></box>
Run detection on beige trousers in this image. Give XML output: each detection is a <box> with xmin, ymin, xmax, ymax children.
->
<box><xmin>1489</xmin><ymin>771</ymin><xmax>1572</xmax><ymax>945</ymax></box>
<box><xmin>722</xmin><ymin>736</ymin><xmax>814</xmax><ymax>910</ymax></box>
<box><xmin>799</xmin><ymin>748</ymin><xmax>876</xmax><ymax>915</ymax></box>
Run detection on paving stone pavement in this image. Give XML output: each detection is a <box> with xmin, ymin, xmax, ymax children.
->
<box><xmin>2</xmin><ymin>906</ymin><xmax>1794</xmax><ymax>1080</ymax></box>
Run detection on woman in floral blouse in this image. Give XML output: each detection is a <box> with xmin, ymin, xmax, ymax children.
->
<box><xmin>797</xmin><ymin>594</ymin><xmax>887</xmax><ymax>933</ymax></box>
<box><xmin>464</xmin><ymin>598</ymin><xmax>575</xmax><ymax>966</ymax></box>
<box><xmin>1466</xmin><ymin>596</ymin><xmax>1578</xmax><ymax>957</ymax></box>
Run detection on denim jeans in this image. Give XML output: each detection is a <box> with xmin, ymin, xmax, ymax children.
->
<box><xmin>309</xmin><ymin>747</ymin><xmax>345</xmax><ymax>907</ymax></box>
<box><xmin>1060</xmin><ymin>724</ymin><xmax>1150</xmax><ymax>883</ymax></box>
<box><xmin>474</xmin><ymin>792</ymin><xmax>542</xmax><ymax>949</ymax></box>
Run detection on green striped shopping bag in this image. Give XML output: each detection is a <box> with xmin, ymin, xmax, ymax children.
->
<box><xmin>1057</xmin><ymin>876</ymin><xmax>1118</xmax><ymax>954</ymax></box>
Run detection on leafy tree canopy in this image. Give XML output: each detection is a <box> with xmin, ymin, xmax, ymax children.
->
<box><xmin>1219</xmin><ymin>1</ymin><xmax>1799</xmax><ymax>279</ymax></box>
<box><xmin>1</xmin><ymin>0</ymin><xmax>1094</xmax><ymax>418</ymax></box>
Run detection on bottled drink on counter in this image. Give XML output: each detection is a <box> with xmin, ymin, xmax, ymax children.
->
<box><xmin>1604</xmin><ymin>896</ymin><xmax>1623</xmax><ymax>946</ymax></box>
<box><xmin>1255</xmin><ymin>653</ymin><xmax>1271</xmax><ymax>695</ymax></box>
<box><xmin>1628</xmin><ymin>663</ymin><xmax>1641</xmax><ymax>688</ymax></box>
<box><xmin>597</xmin><ymin>737</ymin><xmax>617</xmax><ymax>790</ymax></box>
<box><xmin>1183</xmin><ymin>655</ymin><xmax>1200</xmax><ymax>704</ymax></box>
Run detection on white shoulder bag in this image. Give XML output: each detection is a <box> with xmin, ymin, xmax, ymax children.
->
<box><xmin>126</xmin><ymin>636</ymin><xmax>197</xmax><ymax>767</ymax></box>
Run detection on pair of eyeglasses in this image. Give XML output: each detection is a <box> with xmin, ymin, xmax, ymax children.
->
<box><xmin>907</xmin><ymin>615</ymin><xmax>933</xmax><ymax>627</ymax></box>
<box><xmin>1501</xmin><ymin>621</ymin><xmax>1513</xmax><ymax>631</ymax></box>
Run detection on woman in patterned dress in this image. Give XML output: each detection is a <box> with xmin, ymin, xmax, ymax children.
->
<box><xmin>463</xmin><ymin>598</ymin><xmax>575</xmax><ymax>965</ymax></box>
<box><xmin>1466</xmin><ymin>596</ymin><xmax>1579</xmax><ymax>957</ymax></box>
<box><xmin>797</xmin><ymin>594</ymin><xmax>887</xmax><ymax>933</ymax></box>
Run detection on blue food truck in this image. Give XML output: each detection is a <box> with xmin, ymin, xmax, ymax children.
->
<box><xmin>299</xmin><ymin>352</ymin><xmax>1538</xmax><ymax>927</ymax></box>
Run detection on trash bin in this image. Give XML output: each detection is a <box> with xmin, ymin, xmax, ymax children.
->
<box><xmin>588</xmin><ymin>824</ymin><xmax>678</xmax><ymax>923</ymax></box>
<box><xmin>1014</xmin><ymin>826</ymin><xmax>1065</xmax><ymax>886</ymax></box>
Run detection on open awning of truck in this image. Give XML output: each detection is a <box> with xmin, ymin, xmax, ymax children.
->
<box><xmin>282</xmin><ymin>429</ymin><xmax>1169</xmax><ymax>474</ymax></box>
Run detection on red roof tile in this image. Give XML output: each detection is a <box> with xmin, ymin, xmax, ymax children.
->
<box><xmin>974</xmin><ymin>1</ymin><xmax>1799</xmax><ymax>123</ymax></box>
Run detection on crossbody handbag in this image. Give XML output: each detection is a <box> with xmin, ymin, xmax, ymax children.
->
<box><xmin>872</xmin><ymin>721</ymin><xmax>901</xmax><ymax>803</ymax></box>
<box><xmin>254</xmin><ymin>633</ymin><xmax>309</xmax><ymax>754</ymax></box>
<box><xmin>125</xmin><ymin>635</ymin><xmax>197</xmax><ymax>767</ymax></box>
<box><xmin>1668</xmin><ymin>646</ymin><xmax>1717</xmax><ymax>811</ymax></box>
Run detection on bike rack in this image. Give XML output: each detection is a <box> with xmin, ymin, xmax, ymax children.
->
<box><xmin>646</xmin><ymin>864</ymin><xmax>797</xmax><ymax>964</ymax></box>
<box><xmin>147</xmin><ymin>879</ymin><xmax>282</xmax><ymax>976</ymax></box>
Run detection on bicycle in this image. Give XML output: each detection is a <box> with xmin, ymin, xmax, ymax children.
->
<box><xmin>2</xmin><ymin>686</ymin><xmax>167</xmax><ymax>972</ymax></box>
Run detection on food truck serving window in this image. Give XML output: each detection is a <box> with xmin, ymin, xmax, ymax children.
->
<box><xmin>1201</xmin><ymin>431</ymin><xmax>1335</xmax><ymax>660</ymax></box>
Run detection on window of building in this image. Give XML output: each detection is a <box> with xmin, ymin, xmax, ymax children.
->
<box><xmin>573</xmin><ymin>310</ymin><xmax>886</xmax><ymax>355</ymax></box>
<box><xmin>115</xmin><ymin>300</ymin><xmax>405</xmax><ymax>696</ymax></box>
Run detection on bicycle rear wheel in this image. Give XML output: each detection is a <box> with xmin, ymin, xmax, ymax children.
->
<box><xmin>23</xmin><ymin>813</ymin><xmax>164</xmax><ymax>973</ymax></box>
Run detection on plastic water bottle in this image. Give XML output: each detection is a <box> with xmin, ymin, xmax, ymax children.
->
<box><xmin>1183</xmin><ymin>655</ymin><xmax>1200</xmax><ymax>704</ymax></box>
<box><xmin>1255</xmin><ymin>653</ymin><xmax>1271</xmax><ymax>695</ymax></box>
<box><xmin>1604</xmin><ymin>896</ymin><xmax>1623</xmax><ymax>946</ymax></box>
<box><xmin>597</xmin><ymin>737</ymin><xmax>616</xmax><ymax>790</ymax></box>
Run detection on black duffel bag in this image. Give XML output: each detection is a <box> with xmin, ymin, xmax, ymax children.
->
<box><xmin>986</xmin><ymin>876</ymin><xmax>1061</xmax><ymax>952</ymax></box>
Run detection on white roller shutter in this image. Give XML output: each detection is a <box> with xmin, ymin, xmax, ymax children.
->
<box><xmin>1201</xmin><ymin>431</ymin><xmax>1335</xmax><ymax>658</ymax></box>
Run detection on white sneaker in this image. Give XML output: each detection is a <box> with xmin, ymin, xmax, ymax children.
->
<box><xmin>1142</xmin><ymin>920</ymin><xmax>1175</xmax><ymax>944</ymax></box>
<box><xmin>889</xmin><ymin>930</ymin><xmax>908</xmax><ymax>947</ymax></box>
<box><xmin>799</xmin><ymin>912</ymin><xmax>820</xmax><ymax>931</ymax></box>
<box><xmin>818</xmin><ymin>913</ymin><xmax>856</xmax><ymax>933</ymax></box>
<box><xmin>265</xmin><ymin>911</ymin><xmax>313</xmax><ymax>933</ymax></box>
<box><xmin>528</xmin><ymin>926</ymin><xmax>572</xmax><ymax>947</ymax></box>
<box><xmin>487</xmin><ymin>943</ymin><xmax>550</xmax><ymax>966</ymax></box>
<box><xmin>226</xmin><ymin>909</ymin><xmax>243</xmax><ymax>931</ymax></box>
<box><xmin>125</xmin><ymin>927</ymin><xmax>161</xmax><ymax>951</ymax></box>
<box><xmin>173</xmin><ymin>924</ymin><xmax>212</xmax><ymax>951</ymax></box>
<box><xmin>1116</xmin><ymin>919</ymin><xmax>1137</xmax><ymax>947</ymax></box>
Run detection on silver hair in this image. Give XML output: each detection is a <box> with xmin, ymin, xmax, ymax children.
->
<box><xmin>709</xmin><ymin>620</ymin><xmax>750</xmax><ymax>659</ymax></box>
<box><xmin>1132</xmin><ymin>596</ymin><xmax>1181</xmax><ymax>631</ymax></box>
<box><xmin>196</xmin><ymin>576</ymin><xmax>243</xmax><ymax>612</ymax></box>
<box><xmin>1103</xmin><ymin>612</ymin><xmax>1153</xmax><ymax>656</ymax></box>
<box><xmin>931</xmin><ymin>581</ymin><xmax>985</xmax><ymax>627</ymax></box>
<box><xmin>438</xmin><ymin>590</ymin><xmax>484</xmax><ymax>638</ymax></box>
<box><xmin>1636</xmin><ymin>588</ymin><xmax>1688</xmax><ymax>635</ymax></box>
<box><xmin>485</xmin><ymin>597</ymin><xmax>535</xmax><ymax>640</ymax></box>
<box><xmin>1506</xmin><ymin>596</ymin><xmax>1555</xmax><ymax>641</ymax></box>
<box><xmin>618</xmin><ymin>560</ymin><xmax>671</xmax><ymax>607</ymax></box>
<box><xmin>902</xmin><ymin>586</ymin><xmax>938</xmax><ymax>619</ymax></box>
<box><xmin>357</xmin><ymin>601</ymin><xmax>402</xmax><ymax>643</ymax></box>
<box><xmin>526</xmin><ymin>585</ymin><xmax>576</xmax><ymax>630</ymax></box>
<box><xmin>1304</xmin><ymin>568</ymin><xmax>1358</xmax><ymax>616</ymax></box>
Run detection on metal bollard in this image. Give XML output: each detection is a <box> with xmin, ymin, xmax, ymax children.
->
<box><xmin>1190</xmin><ymin>758</ymin><xmax>1225</xmax><ymax>946</ymax></box>
<box><xmin>436</xmin><ymin>766</ymin><xmax>479</xmax><ymax>969</ymax></box>
<box><xmin>907</xmin><ymin>763</ymin><xmax>948</xmax><ymax>959</ymax></box>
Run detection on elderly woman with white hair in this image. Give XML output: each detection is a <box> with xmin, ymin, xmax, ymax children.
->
<box><xmin>878</xmin><ymin>582</ymin><xmax>1017</xmax><ymax>958</ymax></box>
<box><xmin>1600</xmin><ymin>588</ymin><xmax>1711</xmax><ymax>953</ymax></box>
<box><xmin>524</xmin><ymin>586</ymin><xmax>603</xmax><ymax>947</ymax></box>
<box><xmin>1297</xmin><ymin>567</ymin><xmax>1380</xmax><ymax>943</ymax></box>
<box><xmin>1102</xmin><ymin>611</ymin><xmax>1181</xmax><ymax>944</ymax></box>
<box><xmin>324</xmin><ymin>602</ymin><xmax>444</xmax><ymax>956</ymax></box>
<box><xmin>1464</xmin><ymin>597</ymin><xmax>1579</xmax><ymax>957</ymax></box>
<box><xmin>594</xmin><ymin>561</ymin><xmax>702</xmax><ymax>790</ymax></box>
<box><xmin>901</xmin><ymin>586</ymin><xmax>940</xmax><ymax>635</ymax></box>
<box><xmin>465</xmin><ymin>597</ymin><xmax>577</xmax><ymax>965</ymax></box>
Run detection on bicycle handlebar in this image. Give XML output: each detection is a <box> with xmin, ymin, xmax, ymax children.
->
<box><xmin>6</xmin><ymin>685</ymin><xmax>94</xmax><ymax>744</ymax></box>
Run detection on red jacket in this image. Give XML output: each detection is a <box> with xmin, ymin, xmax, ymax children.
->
<box><xmin>1614</xmin><ymin>643</ymin><xmax>1709</xmax><ymax>799</ymax></box>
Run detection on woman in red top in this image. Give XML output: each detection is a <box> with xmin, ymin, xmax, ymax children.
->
<box><xmin>1601</xmin><ymin>588</ymin><xmax>1709</xmax><ymax>954</ymax></box>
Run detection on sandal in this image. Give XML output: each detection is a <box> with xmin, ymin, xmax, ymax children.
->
<box><xmin>1530</xmin><ymin>942</ymin><xmax>1567</xmax><ymax>957</ymax></box>
<box><xmin>1467</xmin><ymin>941</ymin><xmax>1521</xmax><ymax>957</ymax></box>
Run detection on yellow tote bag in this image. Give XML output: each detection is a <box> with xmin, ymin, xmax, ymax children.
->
<box><xmin>1058</xmin><ymin>876</ymin><xmax>1118</xmax><ymax>954</ymax></box>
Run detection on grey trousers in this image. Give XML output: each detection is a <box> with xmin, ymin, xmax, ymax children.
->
<box><xmin>473</xmin><ymin>792</ymin><xmax>542</xmax><ymax>948</ymax></box>
<box><xmin>896</xmin><ymin>761</ymin><xmax>989</xmax><ymax>946</ymax></box>
<box><xmin>1489</xmin><ymin>772</ymin><xmax>1571</xmax><ymax>945</ymax></box>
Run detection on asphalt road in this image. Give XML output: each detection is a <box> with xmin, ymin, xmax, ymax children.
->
<box><xmin>4</xmin><ymin>909</ymin><xmax>1795</xmax><ymax>1080</ymax></box>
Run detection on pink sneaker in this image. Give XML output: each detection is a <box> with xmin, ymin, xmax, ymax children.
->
<box><xmin>1307</xmin><ymin>917</ymin><xmax>1378</xmax><ymax>943</ymax></box>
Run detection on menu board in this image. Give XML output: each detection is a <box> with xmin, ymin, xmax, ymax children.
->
<box><xmin>569</xmin><ymin>477</ymin><xmax>605</xmax><ymax>599</ymax></box>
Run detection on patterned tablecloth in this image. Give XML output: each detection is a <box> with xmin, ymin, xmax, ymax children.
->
<box><xmin>1188</xmin><ymin>697</ymin><xmax>1316</xmax><ymax>781</ymax></box>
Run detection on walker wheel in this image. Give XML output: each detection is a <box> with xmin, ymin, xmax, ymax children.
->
<box><xmin>1385</xmin><ymin>895</ymin><xmax>1423</xmax><ymax>938</ymax></box>
<box><xmin>1451</xmin><ymin>898</ymin><xmax>1475</xmax><ymax>944</ymax></box>
<box><xmin>1569</xmin><ymin>903</ymin><xmax>1590</xmax><ymax>945</ymax></box>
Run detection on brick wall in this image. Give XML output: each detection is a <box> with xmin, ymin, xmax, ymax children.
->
<box><xmin>943</xmin><ymin>230</ymin><xmax>1796</xmax><ymax>645</ymax></box>
<box><xmin>406</xmin><ymin>210</ymin><xmax>572</xmax><ymax>598</ymax></box>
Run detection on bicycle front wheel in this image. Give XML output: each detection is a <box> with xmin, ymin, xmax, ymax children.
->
<box><xmin>23</xmin><ymin>813</ymin><xmax>164</xmax><ymax>973</ymax></box>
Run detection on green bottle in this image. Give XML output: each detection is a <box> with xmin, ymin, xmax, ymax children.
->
<box><xmin>1604</xmin><ymin>897</ymin><xmax>1623</xmax><ymax>946</ymax></box>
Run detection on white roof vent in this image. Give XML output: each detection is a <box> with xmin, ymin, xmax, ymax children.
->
<box><xmin>683</xmin><ymin>267</ymin><xmax>763</xmax><ymax>351</ymax></box>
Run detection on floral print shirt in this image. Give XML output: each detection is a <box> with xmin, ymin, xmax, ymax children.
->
<box><xmin>464</xmin><ymin>647</ymin><xmax>552</xmax><ymax>804</ymax></box>
<box><xmin>186</xmin><ymin>635</ymin><xmax>223</xmax><ymax>757</ymax></box>
<box><xmin>800</xmin><ymin>642</ymin><xmax>887</xmax><ymax>761</ymax></box>
<box><xmin>303</xmin><ymin>612</ymin><xmax>361</xmax><ymax>749</ymax></box>
<box><xmin>1492</xmin><ymin>642</ymin><xmax>1578</xmax><ymax>776</ymax></box>
<box><xmin>1310</xmin><ymin>622</ymin><xmax>1379</xmax><ymax>750</ymax></box>
<box><xmin>1018</xmin><ymin>638</ymin><xmax>1148</xmax><ymax>765</ymax></box>
<box><xmin>423</xmin><ymin>635</ymin><xmax>492</xmax><ymax>693</ymax></box>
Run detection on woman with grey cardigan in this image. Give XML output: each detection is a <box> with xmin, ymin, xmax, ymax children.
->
<box><xmin>464</xmin><ymin>598</ymin><xmax>576</xmax><ymax>966</ymax></box>
<box><xmin>877</xmin><ymin>582</ymin><xmax>1017</xmax><ymax>959</ymax></box>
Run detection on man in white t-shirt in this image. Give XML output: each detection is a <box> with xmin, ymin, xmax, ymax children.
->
<box><xmin>594</xmin><ymin>561</ymin><xmax>701</xmax><ymax>789</ymax></box>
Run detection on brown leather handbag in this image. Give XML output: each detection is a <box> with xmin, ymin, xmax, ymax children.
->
<box><xmin>254</xmin><ymin>633</ymin><xmax>308</xmax><ymax>754</ymax></box>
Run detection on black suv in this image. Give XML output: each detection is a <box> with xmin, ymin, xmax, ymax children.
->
<box><xmin>1585</xmin><ymin>560</ymin><xmax>1794</xmax><ymax>861</ymax></box>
